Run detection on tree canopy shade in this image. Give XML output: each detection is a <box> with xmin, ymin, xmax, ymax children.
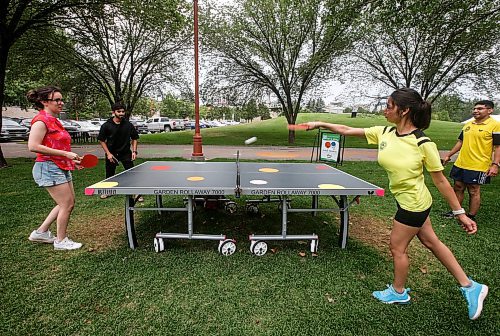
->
<box><xmin>355</xmin><ymin>0</ymin><xmax>500</xmax><ymax>102</ymax></box>
<box><xmin>54</xmin><ymin>0</ymin><xmax>191</xmax><ymax>115</ymax></box>
<box><xmin>202</xmin><ymin>0</ymin><xmax>369</xmax><ymax>143</ymax></box>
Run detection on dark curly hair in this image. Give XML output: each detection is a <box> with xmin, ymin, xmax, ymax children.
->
<box><xmin>26</xmin><ymin>86</ymin><xmax>61</xmax><ymax>109</ymax></box>
<box><xmin>390</xmin><ymin>88</ymin><xmax>432</xmax><ymax>130</ymax></box>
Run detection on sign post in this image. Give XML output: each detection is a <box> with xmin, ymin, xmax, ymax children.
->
<box><xmin>311</xmin><ymin>130</ymin><xmax>344</xmax><ymax>165</ymax></box>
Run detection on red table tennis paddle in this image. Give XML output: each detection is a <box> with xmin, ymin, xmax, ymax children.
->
<box><xmin>287</xmin><ymin>124</ymin><xmax>309</xmax><ymax>131</ymax></box>
<box><xmin>79</xmin><ymin>154</ymin><xmax>99</xmax><ymax>168</ymax></box>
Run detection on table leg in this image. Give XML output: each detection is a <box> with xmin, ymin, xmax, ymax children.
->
<box><xmin>125</xmin><ymin>195</ymin><xmax>138</xmax><ymax>249</ymax></box>
<box><xmin>281</xmin><ymin>196</ymin><xmax>288</xmax><ymax>237</ymax></box>
<box><xmin>338</xmin><ymin>195</ymin><xmax>348</xmax><ymax>249</ymax></box>
<box><xmin>311</xmin><ymin>195</ymin><xmax>318</xmax><ymax>216</ymax></box>
<box><xmin>156</xmin><ymin>195</ymin><xmax>163</xmax><ymax>215</ymax></box>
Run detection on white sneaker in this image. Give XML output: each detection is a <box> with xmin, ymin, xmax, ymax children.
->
<box><xmin>28</xmin><ymin>230</ymin><xmax>56</xmax><ymax>243</ymax></box>
<box><xmin>54</xmin><ymin>237</ymin><xmax>83</xmax><ymax>250</ymax></box>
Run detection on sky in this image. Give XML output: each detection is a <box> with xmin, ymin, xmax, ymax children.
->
<box><xmin>192</xmin><ymin>0</ymin><xmax>499</xmax><ymax>109</ymax></box>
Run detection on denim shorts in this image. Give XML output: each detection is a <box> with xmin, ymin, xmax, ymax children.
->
<box><xmin>33</xmin><ymin>161</ymin><xmax>72</xmax><ymax>187</ymax></box>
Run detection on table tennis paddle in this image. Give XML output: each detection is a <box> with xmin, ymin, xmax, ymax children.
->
<box><xmin>287</xmin><ymin>124</ymin><xmax>309</xmax><ymax>131</ymax></box>
<box><xmin>79</xmin><ymin>154</ymin><xmax>99</xmax><ymax>168</ymax></box>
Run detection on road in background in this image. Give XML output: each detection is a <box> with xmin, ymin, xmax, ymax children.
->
<box><xmin>2</xmin><ymin>142</ymin><xmax>379</xmax><ymax>161</ymax></box>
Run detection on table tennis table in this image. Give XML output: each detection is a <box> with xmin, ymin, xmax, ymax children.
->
<box><xmin>85</xmin><ymin>160</ymin><xmax>384</xmax><ymax>255</ymax></box>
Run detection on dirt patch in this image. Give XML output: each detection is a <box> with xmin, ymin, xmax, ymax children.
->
<box><xmin>349</xmin><ymin>213</ymin><xmax>440</xmax><ymax>273</ymax></box>
<box><xmin>70</xmin><ymin>209</ymin><xmax>124</xmax><ymax>252</ymax></box>
<box><xmin>349</xmin><ymin>213</ymin><xmax>392</xmax><ymax>256</ymax></box>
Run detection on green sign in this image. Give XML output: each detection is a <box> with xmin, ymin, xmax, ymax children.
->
<box><xmin>319</xmin><ymin>132</ymin><xmax>341</xmax><ymax>162</ymax></box>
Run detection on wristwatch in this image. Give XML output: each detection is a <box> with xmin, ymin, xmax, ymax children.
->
<box><xmin>492</xmin><ymin>162</ymin><xmax>500</xmax><ymax>167</ymax></box>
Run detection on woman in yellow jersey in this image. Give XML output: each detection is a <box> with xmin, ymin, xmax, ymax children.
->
<box><xmin>299</xmin><ymin>88</ymin><xmax>488</xmax><ymax>320</ymax></box>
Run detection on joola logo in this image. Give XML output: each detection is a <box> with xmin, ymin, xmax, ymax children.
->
<box><xmin>465</xmin><ymin>126</ymin><xmax>471</xmax><ymax>132</ymax></box>
<box><xmin>380</xmin><ymin>141</ymin><xmax>387</xmax><ymax>150</ymax></box>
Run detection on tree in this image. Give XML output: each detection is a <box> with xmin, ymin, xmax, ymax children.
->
<box><xmin>55</xmin><ymin>0</ymin><xmax>191</xmax><ymax>116</ymax></box>
<box><xmin>355</xmin><ymin>0</ymin><xmax>500</xmax><ymax>101</ymax></box>
<box><xmin>306</xmin><ymin>98</ymin><xmax>326</xmax><ymax>112</ymax></box>
<box><xmin>5</xmin><ymin>27</ymin><xmax>107</xmax><ymax>120</ymax></box>
<box><xmin>431</xmin><ymin>94</ymin><xmax>474</xmax><ymax>122</ymax></box>
<box><xmin>0</xmin><ymin>0</ymin><xmax>107</xmax><ymax>167</ymax></box>
<box><xmin>240</xmin><ymin>99</ymin><xmax>259</xmax><ymax>122</ymax></box>
<box><xmin>159</xmin><ymin>94</ymin><xmax>194</xmax><ymax>118</ymax></box>
<box><xmin>257</xmin><ymin>102</ymin><xmax>271</xmax><ymax>120</ymax></box>
<box><xmin>202</xmin><ymin>0</ymin><xmax>369</xmax><ymax>143</ymax></box>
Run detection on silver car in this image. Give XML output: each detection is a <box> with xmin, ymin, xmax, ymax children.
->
<box><xmin>1</xmin><ymin>118</ymin><xmax>29</xmax><ymax>141</ymax></box>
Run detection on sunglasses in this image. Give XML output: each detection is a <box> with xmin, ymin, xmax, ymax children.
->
<box><xmin>46</xmin><ymin>98</ymin><xmax>64</xmax><ymax>103</ymax></box>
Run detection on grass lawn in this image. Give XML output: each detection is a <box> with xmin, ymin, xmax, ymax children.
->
<box><xmin>139</xmin><ymin>114</ymin><xmax>465</xmax><ymax>149</ymax></box>
<box><xmin>1</xmin><ymin>158</ymin><xmax>498</xmax><ymax>335</ymax></box>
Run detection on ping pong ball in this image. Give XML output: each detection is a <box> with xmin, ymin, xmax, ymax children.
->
<box><xmin>245</xmin><ymin>137</ymin><xmax>257</xmax><ymax>145</ymax></box>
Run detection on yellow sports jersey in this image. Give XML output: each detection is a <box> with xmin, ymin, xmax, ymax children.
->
<box><xmin>454</xmin><ymin>117</ymin><xmax>500</xmax><ymax>172</ymax></box>
<box><xmin>364</xmin><ymin>126</ymin><xmax>444</xmax><ymax>212</ymax></box>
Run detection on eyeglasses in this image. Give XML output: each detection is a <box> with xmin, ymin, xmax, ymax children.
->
<box><xmin>46</xmin><ymin>98</ymin><xmax>64</xmax><ymax>103</ymax></box>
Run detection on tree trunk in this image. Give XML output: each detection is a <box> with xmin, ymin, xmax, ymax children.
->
<box><xmin>0</xmin><ymin>43</ymin><xmax>10</xmax><ymax>168</ymax></box>
<box><xmin>288</xmin><ymin>129</ymin><xmax>296</xmax><ymax>144</ymax></box>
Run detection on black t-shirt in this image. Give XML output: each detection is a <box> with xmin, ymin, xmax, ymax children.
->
<box><xmin>97</xmin><ymin>118</ymin><xmax>139</xmax><ymax>158</ymax></box>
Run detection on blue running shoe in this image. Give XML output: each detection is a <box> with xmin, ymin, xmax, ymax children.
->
<box><xmin>461</xmin><ymin>280</ymin><xmax>488</xmax><ymax>320</ymax></box>
<box><xmin>372</xmin><ymin>284</ymin><xmax>411</xmax><ymax>304</ymax></box>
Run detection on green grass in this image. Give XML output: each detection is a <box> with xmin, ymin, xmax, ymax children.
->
<box><xmin>1</xmin><ymin>158</ymin><xmax>498</xmax><ymax>335</ymax></box>
<box><xmin>139</xmin><ymin>114</ymin><xmax>464</xmax><ymax>149</ymax></box>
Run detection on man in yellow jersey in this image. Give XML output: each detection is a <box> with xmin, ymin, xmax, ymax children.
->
<box><xmin>442</xmin><ymin>100</ymin><xmax>500</xmax><ymax>220</ymax></box>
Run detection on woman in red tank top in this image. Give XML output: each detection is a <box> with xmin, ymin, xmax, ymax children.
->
<box><xmin>27</xmin><ymin>86</ymin><xmax>82</xmax><ymax>251</ymax></box>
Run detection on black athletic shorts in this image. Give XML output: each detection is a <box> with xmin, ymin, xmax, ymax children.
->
<box><xmin>394</xmin><ymin>202</ymin><xmax>431</xmax><ymax>228</ymax></box>
<box><xmin>450</xmin><ymin>165</ymin><xmax>490</xmax><ymax>185</ymax></box>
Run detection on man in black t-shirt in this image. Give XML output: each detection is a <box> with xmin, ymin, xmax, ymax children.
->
<box><xmin>97</xmin><ymin>103</ymin><xmax>140</xmax><ymax>199</ymax></box>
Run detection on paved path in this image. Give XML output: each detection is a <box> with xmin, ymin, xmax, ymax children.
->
<box><xmin>3</xmin><ymin>142</ymin><xmax>456</xmax><ymax>162</ymax></box>
<box><xmin>2</xmin><ymin>142</ymin><xmax>380</xmax><ymax>161</ymax></box>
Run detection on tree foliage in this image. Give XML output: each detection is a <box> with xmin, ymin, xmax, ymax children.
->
<box><xmin>0</xmin><ymin>0</ymin><xmax>109</xmax><ymax>167</ymax></box>
<box><xmin>159</xmin><ymin>94</ymin><xmax>194</xmax><ymax>119</ymax></box>
<box><xmin>202</xmin><ymin>0</ymin><xmax>369</xmax><ymax>143</ymax></box>
<box><xmin>356</xmin><ymin>0</ymin><xmax>500</xmax><ymax>101</ymax></box>
<box><xmin>431</xmin><ymin>94</ymin><xmax>474</xmax><ymax>122</ymax></box>
<box><xmin>52</xmin><ymin>0</ymin><xmax>191</xmax><ymax>115</ymax></box>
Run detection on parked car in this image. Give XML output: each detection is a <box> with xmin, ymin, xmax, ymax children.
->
<box><xmin>224</xmin><ymin>120</ymin><xmax>241</xmax><ymax>126</ymax></box>
<box><xmin>130</xmin><ymin>120</ymin><xmax>148</xmax><ymax>134</ymax></box>
<box><xmin>70</xmin><ymin>120</ymin><xmax>100</xmax><ymax>137</ymax></box>
<box><xmin>1</xmin><ymin>118</ymin><xmax>29</xmax><ymax>142</ymax></box>
<box><xmin>145</xmin><ymin>117</ymin><xmax>185</xmax><ymax>133</ymax></box>
<box><xmin>187</xmin><ymin>120</ymin><xmax>207</xmax><ymax>129</ymax></box>
<box><xmin>60</xmin><ymin>120</ymin><xmax>80</xmax><ymax>133</ymax></box>
<box><xmin>7</xmin><ymin>117</ymin><xmax>23</xmax><ymax>124</ymax></box>
<box><xmin>19</xmin><ymin>118</ymin><xmax>33</xmax><ymax>129</ymax></box>
<box><xmin>207</xmin><ymin>120</ymin><xmax>225</xmax><ymax>127</ymax></box>
<box><xmin>90</xmin><ymin>120</ymin><xmax>106</xmax><ymax>127</ymax></box>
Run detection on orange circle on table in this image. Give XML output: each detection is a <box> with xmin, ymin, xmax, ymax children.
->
<box><xmin>325</xmin><ymin>141</ymin><xmax>331</xmax><ymax>148</ymax></box>
<box><xmin>315</xmin><ymin>165</ymin><xmax>329</xmax><ymax>170</ymax></box>
<box><xmin>151</xmin><ymin>165</ymin><xmax>171</xmax><ymax>170</ymax></box>
<box><xmin>318</xmin><ymin>184</ymin><xmax>345</xmax><ymax>189</ymax></box>
<box><xmin>187</xmin><ymin>176</ymin><xmax>205</xmax><ymax>181</ymax></box>
<box><xmin>259</xmin><ymin>168</ymin><xmax>279</xmax><ymax>173</ymax></box>
<box><xmin>90</xmin><ymin>181</ymin><xmax>119</xmax><ymax>188</ymax></box>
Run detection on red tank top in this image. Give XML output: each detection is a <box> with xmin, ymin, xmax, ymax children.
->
<box><xmin>31</xmin><ymin>110</ymin><xmax>75</xmax><ymax>171</ymax></box>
